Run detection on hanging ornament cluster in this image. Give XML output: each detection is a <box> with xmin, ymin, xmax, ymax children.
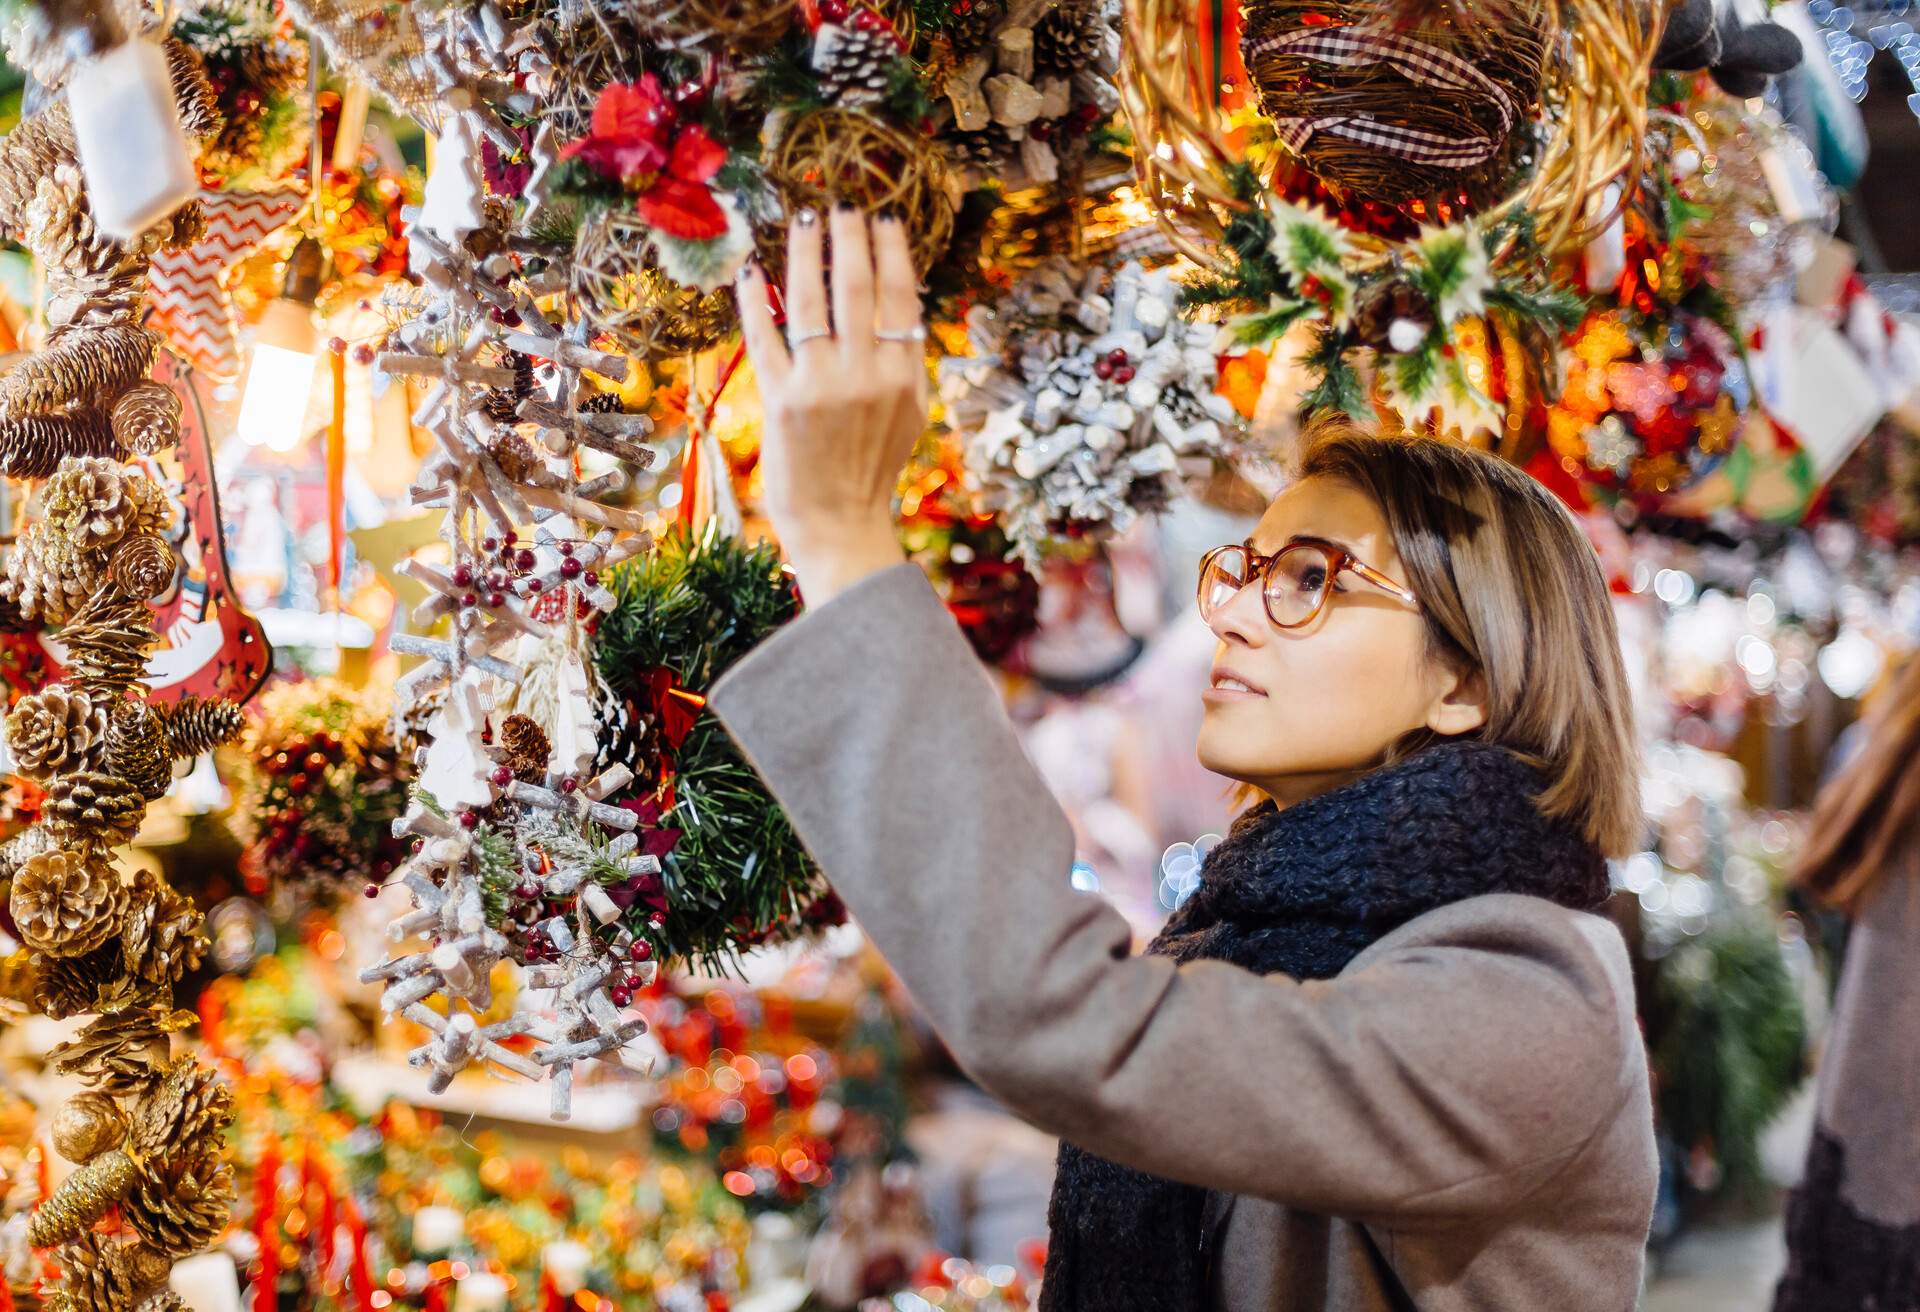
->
<box><xmin>234</xmin><ymin>679</ymin><xmax>410</xmax><ymax>902</ymax></box>
<box><xmin>364</xmin><ymin>193</ymin><xmax>664</xmax><ymax>1120</ymax></box>
<box><xmin>925</xmin><ymin>0</ymin><xmax>1123</xmax><ymax>189</ymax></box>
<box><xmin>591</xmin><ymin>526</ymin><xmax>828</xmax><ymax>972</ymax></box>
<box><xmin>0</xmin><ymin>456</ymin><xmax>247</xmax><ymax>1312</ymax></box>
<box><xmin>172</xmin><ymin>0</ymin><xmax>312</xmax><ymax>189</ymax></box>
<box><xmin>0</xmin><ymin>38</ymin><xmax>220</xmax><ymax>482</ymax></box>
<box><xmin>941</xmin><ymin>259</ymin><xmax>1246</xmax><ymax>563</ymax></box>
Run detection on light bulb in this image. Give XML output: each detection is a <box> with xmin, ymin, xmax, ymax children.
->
<box><xmin>238</xmin><ymin>298</ymin><xmax>319</xmax><ymax>451</ymax></box>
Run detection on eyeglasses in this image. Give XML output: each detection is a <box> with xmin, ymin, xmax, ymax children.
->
<box><xmin>1197</xmin><ymin>539</ymin><xmax>1420</xmax><ymax>630</ymax></box>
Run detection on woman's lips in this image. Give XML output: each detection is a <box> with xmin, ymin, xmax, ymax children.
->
<box><xmin>1204</xmin><ymin>667</ymin><xmax>1268</xmax><ymax>700</ymax></box>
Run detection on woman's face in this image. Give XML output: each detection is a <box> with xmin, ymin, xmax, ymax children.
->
<box><xmin>1195</xmin><ymin>476</ymin><xmax>1485</xmax><ymax>805</ymax></box>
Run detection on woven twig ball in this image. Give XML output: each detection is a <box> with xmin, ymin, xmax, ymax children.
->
<box><xmin>632</xmin><ymin>0</ymin><xmax>798</xmax><ymax>50</ymax></box>
<box><xmin>761</xmin><ymin>109</ymin><xmax>955</xmax><ymax>279</ymax></box>
<box><xmin>571</xmin><ymin>217</ymin><xmax>740</xmax><ymax>359</ymax></box>
<box><xmin>1239</xmin><ymin>0</ymin><xmax>1549</xmax><ymax>211</ymax></box>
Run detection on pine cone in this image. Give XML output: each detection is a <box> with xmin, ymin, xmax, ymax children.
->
<box><xmin>813</xmin><ymin>22</ymin><xmax>905</xmax><ymax>106</ymax></box>
<box><xmin>1352</xmin><ymin>278</ymin><xmax>1437</xmax><ymax>351</ymax></box>
<box><xmin>43</xmin><ymin>772</ymin><xmax>148</xmax><ymax>847</ymax></box>
<box><xmin>61</xmin><ymin>588</ymin><xmax>159</xmax><ymax>697</ymax></box>
<box><xmin>49</xmin><ymin>1008</ymin><xmax>191</xmax><ymax>1098</ymax></box>
<box><xmin>110</xmin><ymin>383</ymin><xmax>182</xmax><ymax>456</ymax></box>
<box><xmin>27</xmin><ymin>1151</ymin><xmax>138</xmax><ymax>1249</ymax></box>
<box><xmin>946</xmin><ymin>123</ymin><xmax>1016</xmax><ymax>168</ymax></box>
<box><xmin>0</xmin><ymin>325</ymin><xmax>159</xmax><ymax>416</ymax></box>
<box><xmin>50</xmin><ymin>1090</ymin><xmax>129</xmax><ymax>1163</ymax></box>
<box><xmin>121</xmin><ymin>873</ymin><xmax>205</xmax><ymax>990</ymax></box>
<box><xmin>2</xmin><ymin>525</ymin><xmax>104</xmax><ymax>625</ymax></box>
<box><xmin>499</xmin><ymin>714</ymin><xmax>551</xmax><ymax>782</ymax></box>
<box><xmin>489</xmin><ymin>431</ymin><xmax>541</xmax><ymax>482</ymax></box>
<box><xmin>943</xmin><ymin>0</ymin><xmax>1008</xmax><ymax>53</ymax></box>
<box><xmin>0</xmin><ymin>827</ymin><xmax>56</xmax><ymax>886</ymax></box>
<box><xmin>154</xmin><ymin>696</ymin><xmax>245</xmax><ymax>761</ymax></box>
<box><xmin>108</xmin><ymin>701</ymin><xmax>175</xmax><ymax>801</ymax></box>
<box><xmin>108</xmin><ymin>535</ymin><xmax>177</xmax><ymax>601</ymax></box>
<box><xmin>0</xmin><ymin>409</ymin><xmax>118</xmax><ymax>481</ymax></box>
<box><xmin>33</xmin><ymin>944</ymin><xmax>162</xmax><ymax>1020</ymax></box>
<box><xmin>1033</xmin><ymin>3</ymin><xmax>1112</xmax><ymax>77</ymax></box>
<box><xmin>579</xmin><ymin>390</ymin><xmax>625</xmax><ymax>414</ymax></box>
<box><xmin>129</xmin><ymin>1062</ymin><xmax>233</xmax><ymax>1162</ymax></box>
<box><xmin>43</xmin><ymin>1231</ymin><xmax>173</xmax><ymax>1312</ymax></box>
<box><xmin>481</xmin><ymin>350</ymin><xmax>536</xmax><ymax>424</ymax></box>
<box><xmin>43</xmin><ymin>457</ymin><xmax>172</xmax><ymax>551</ymax></box>
<box><xmin>120</xmin><ymin>1151</ymin><xmax>233</xmax><ymax>1257</ymax></box>
<box><xmin>5</xmin><ymin>685</ymin><xmax>109</xmax><ymax>780</ymax></box>
<box><xmin>9</xmin><ymin>847</ymin><xmax>129</xmax><ymax>958</ymax></box>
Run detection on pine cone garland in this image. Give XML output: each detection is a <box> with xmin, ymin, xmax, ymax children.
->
<box><xmin>107</xmin><ymin>702</ymin><xmax>175</xmax><ymax>801</ymax></box>
<box><xmin>5</xmin><ymin>685</ymin><xmax>109</xmax><ymax>780</ymax></box>
<box><xmin>59</xmin><ymin>589</ymin><xmax>157</xmax><ymax>697</ymax></box>
<box><xmin>154</xmin><ymin>696</ymin><xmax>245</xmax><ymax>761</ymax></box>
<box><xmin>120</xmin><ymin>1152</ymin><xmax>233</xmax><ymax>1257</ymax></box>
<box><xmin>120</xmin><ymin>874</ymin><xmax>205</xmax><ymax>990</ymax></box>
<box><xmin>813</xmin><ymin>22</ymin><xmax>905</xmax><ymax>106</ymax></box>
<box><xmin>499</xmin><ymin>714</ymin><xmax>551</xmax><ymax>781</ymax></box>
<box><xmin>9</xmin><ymin>847</ymin><xmax>129</xmax><ymax>958</ymax></box>
<box><xmin>109</xmin><ymin>383</ymin><xmax>182</xmax><ymax>456</ymax></box>
<box><xmin>49</xmin><ymin>1008</ymin><xmax>191</xmax><ymax>1097</ymax></box>
<box><xmin>33</xmin><ymin>945</ymin><xmax>161</xmax><ymax>1020</ymax></box>
<box><xmin>43</xmin><ymin>772</ymin><xmax>148</xmax><ymax>847</ymax></box>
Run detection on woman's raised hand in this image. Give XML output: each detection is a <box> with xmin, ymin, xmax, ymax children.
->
<box><xmin>735</xmin><ymin>208</ymin><xmax>928</xmax><ymax>608</ymax></box>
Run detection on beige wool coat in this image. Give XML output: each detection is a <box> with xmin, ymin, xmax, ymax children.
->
<box><xmin>710</xmin><ymin>563</ymin><xmax>1659</xmax><ymax>1311</ymax></box>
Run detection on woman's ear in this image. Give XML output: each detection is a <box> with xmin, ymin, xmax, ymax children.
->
<box><xmin>1424</xmin><ymin>664</ymin><xmax>1490</xmax><ymax>737</ymax></box>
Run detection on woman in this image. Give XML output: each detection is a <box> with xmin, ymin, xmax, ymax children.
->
<box><xmin>1774</xmin><ymin>655</ymin><xmax>1920</xmax><ymax>1311</ymax></box>
<box><xmin>711</xmin><ymin>211</ymin><xmax>1658</xmax><ymax>1311</ymax></box>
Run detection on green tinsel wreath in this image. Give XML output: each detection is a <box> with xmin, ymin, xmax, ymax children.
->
<box><xmin>594</xmin><ymin>524</ymin><xmax>830</xmax><ymax>973</ymax></box>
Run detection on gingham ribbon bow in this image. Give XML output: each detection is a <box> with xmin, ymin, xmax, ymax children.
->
<box><xmin>1247</xmin><ymin>26</ymin><xmax>1525</xmax><ymax>169</ymax></box>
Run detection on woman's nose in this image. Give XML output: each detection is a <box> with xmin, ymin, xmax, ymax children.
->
<box><xmin>1205</xmin><ymin>578</ymin><xmax>1267</xmax><ymax>648</ymax></box>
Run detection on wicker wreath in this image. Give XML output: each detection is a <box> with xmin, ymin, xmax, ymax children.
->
<box><xmin>1240</xmin><ymin>0</ymin><xmax>1549</xmax><ymax>211</ymax></box>
<box><xmin>571</xmin><ymin>215</ymin><xmax>740</xmax><ymax>359</ymax></box>
<box><xmin>760</xmin><ymin>109</ymin><xmax>957</xmax><ymax>279</ymax></box>
<box><xmin>633</xmin><ymin>0</ymin><xmax>799</xmax><ymax>50</ymax></box>
<box><xmin>1120</xmin><ymin>0</ymin><xmax>1663</xmax><ymax>269</ymax></box>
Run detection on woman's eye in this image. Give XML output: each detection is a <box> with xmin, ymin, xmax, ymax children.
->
<box><xmin>1297</xmin><ymin>567</ymin><xmax>1327</xmax><ymax>592</ymax></box>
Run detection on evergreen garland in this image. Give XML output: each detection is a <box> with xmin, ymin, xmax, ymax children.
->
<box><xmin>594</xmin><ymin>525</ymin><xmax>825</xmax><ymax>973</ymax></box>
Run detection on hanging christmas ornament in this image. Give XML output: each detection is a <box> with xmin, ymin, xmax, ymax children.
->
<box><xmin>147</xmin><ymin>189</ymin><xmax>304</xmax><ymax>382</ymax></box>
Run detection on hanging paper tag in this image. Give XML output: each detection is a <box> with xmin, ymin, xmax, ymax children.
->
<box><xmin>65</xmin><ymin>38</ymin><xmax>199</xmax><ymax>239</ymax></box>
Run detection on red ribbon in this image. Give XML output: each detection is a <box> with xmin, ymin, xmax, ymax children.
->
<box><xmin>643</xmin><ymin>667</ymin><xmax>707</xmax><ymax>752</ymax></box>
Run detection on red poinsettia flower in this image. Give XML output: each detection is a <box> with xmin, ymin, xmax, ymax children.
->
<box><xmin>560</xmin><ymin>78</ymin><xmax>731</xmax><ymax>242</ymax></box>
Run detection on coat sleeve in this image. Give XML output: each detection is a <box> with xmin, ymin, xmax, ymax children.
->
<box><xmin>709</xmin><ymin>562</ymin><xmax>1631</xmax><ymax>1224</ymax></box>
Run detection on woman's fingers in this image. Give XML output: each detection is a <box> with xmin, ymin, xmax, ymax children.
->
<box><xmin>735</xmin><ymin>260</ymin><xmax>789</xmax><ymax>390</ymax></box>
<box><xmin>783</xmin><ymin>208</ymin><xmax>829</xmax><ymax>350</ymax></box>
<box><xmin>872</xmin><ymin>216</ymin><xmax>919</xmax><ymax>339</ymax></box>
<box><xmin>829</xmin><ymin>206</ymin><xmax>875</xmax><ymax>349</ymax></box>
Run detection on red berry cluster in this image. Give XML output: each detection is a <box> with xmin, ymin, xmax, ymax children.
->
<box><xmin>1092</xmin><ymin>347</ymin><xmax>1135</xmax><ymax>385</ymax></box>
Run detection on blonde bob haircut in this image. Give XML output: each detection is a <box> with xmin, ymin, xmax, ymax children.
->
<box><xmin>1296</xmin><ymin>417</ymin><xmax>1643</xmax><ymax>857</ymax></box>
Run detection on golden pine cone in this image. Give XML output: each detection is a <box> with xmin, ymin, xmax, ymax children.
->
<box><xmin>56</xmin><ymin>588</ymin><xmax>155</xmax><ymax>697</ymax></box>
<box><xmin>9</xmin><ymin>847</ymin><xmax>129</xmax><ymax>958</ymax></box>
<box><xmin>43</xmin><ymin>457</ymin><xmax>171</xmax><ymax>551</ymax></box>
<box><xmin>33</xmin><ymin>944</ymin><xmax>162</xmax><ymax>1020</ymax></box>
<box><xmin>0</xmin><ymin>325</ymin><xmax>159</xmax><ymax>416</ymax></box>
<box><xmin>0</xmin><ymin>407</ymin><xmax>118</xmax><ymax>484</ymax></box>
<box><xmin>129</xmin><ymin>1062</ymin><xmax>233</xmax><ymax>1163</ymax></box>
<box><xmin>107</xmin><ymin>701</ymin><xmax>175</xmax><ymax>801</ymax></box>
<box><xmin>0</xmin><ymin>827</ymin><xmax>57</xmax><ymax>885</ymax></box>
<box><xmin>43</xmin><ymin>771</ymin><xmax>148</xmax><ymax>847</ymax></box>
<box><xmin>121</xmin><ymin>1150</ymin><xmax>233</xmax><ymax>1257</ymax></box>
<box><xmin>109</xmin><ymin>383</ymin><xmax>181</xmax><ymax>457</ymax></box>
<box><xmin>1</xmin><ymin>525</ymin><xmax>103</xmax><ymax>625</ymax></box>
<box><xmin>50</xmin><ymin>1090</ymin><xmax>129</xmax><ymax>1163</ymax></box>
<box><xmin>154</xmin><ymin>697</ymin><xmax>245</xmax><ymax>761</ymax></box>
<box><xmin>5</xmin><ymin>684</ymin><xmax>109</xmax><ymax>779</ymax></box>
<box><xmin>108</xmin><ymin>535</ymin><xmax>176</xmax><ymax>601</ymax></box>
<box><xmin>120</xmin><ymin>873</ymin><xmax>205</xmax><ymax>990</ymax></box>
<box><xmin>499</xmin><ymin>714</ymin><xmax>551</xmax><ymax>781</ymax></box>
<box><xmin>43</xmin><ymin>1230</ymin><xmax>171</xmax><ymax>1312</ymax></box>
<box><xmin>27</xmin><ymin>1149</ymin><xmax>138</xmax><ymax>1248</ymax></box>
<box><xmin>49</xmin><ymin>1007</ymin><xmax>191</xmax><ymax>1098</ymax></box>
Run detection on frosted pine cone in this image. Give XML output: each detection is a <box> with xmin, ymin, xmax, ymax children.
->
<box><xmin>5</xmin><ymin>685</ymin><xmax>109</xmax><ymax>780</ymax></box>
<box><xmin>44</xmin><ymin>772</ymin><xmax>148</xmax><ymax>846</ymax></box>
<box><xmin>8</xmin><ymin>847</ymin><xmax>129</xmax><ymax>958</ymax></box>
<box><xmin>813</xmin><ymin>22</ymin><xmax>905</xmax><ymax>106</ymax></box>
<box><xmin>43</xmin><ymin>457</ymin><xmax>172</xmax><ymax>551</ymax></box>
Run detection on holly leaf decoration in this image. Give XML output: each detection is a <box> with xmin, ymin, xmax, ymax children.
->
<box><xmin>1300</xmin><ymin>327</ymin><xmax>1370</xmax><ymax>419</ymax></box>
<box><xmin>1217</xmin><ymin>294</ymin><xmax>1320</xmax><ymax>350</ymax></box>
<box><xmin>1410</xmin><ymin>225</ymin><xmax>1493</xmax><ymax>325</ymax></box>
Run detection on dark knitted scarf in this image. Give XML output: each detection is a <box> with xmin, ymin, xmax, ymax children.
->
<box><xmin>1038</xmin><ymin>740</ymin><xmax>1612</xmax><ymax>1312</ymax></box>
